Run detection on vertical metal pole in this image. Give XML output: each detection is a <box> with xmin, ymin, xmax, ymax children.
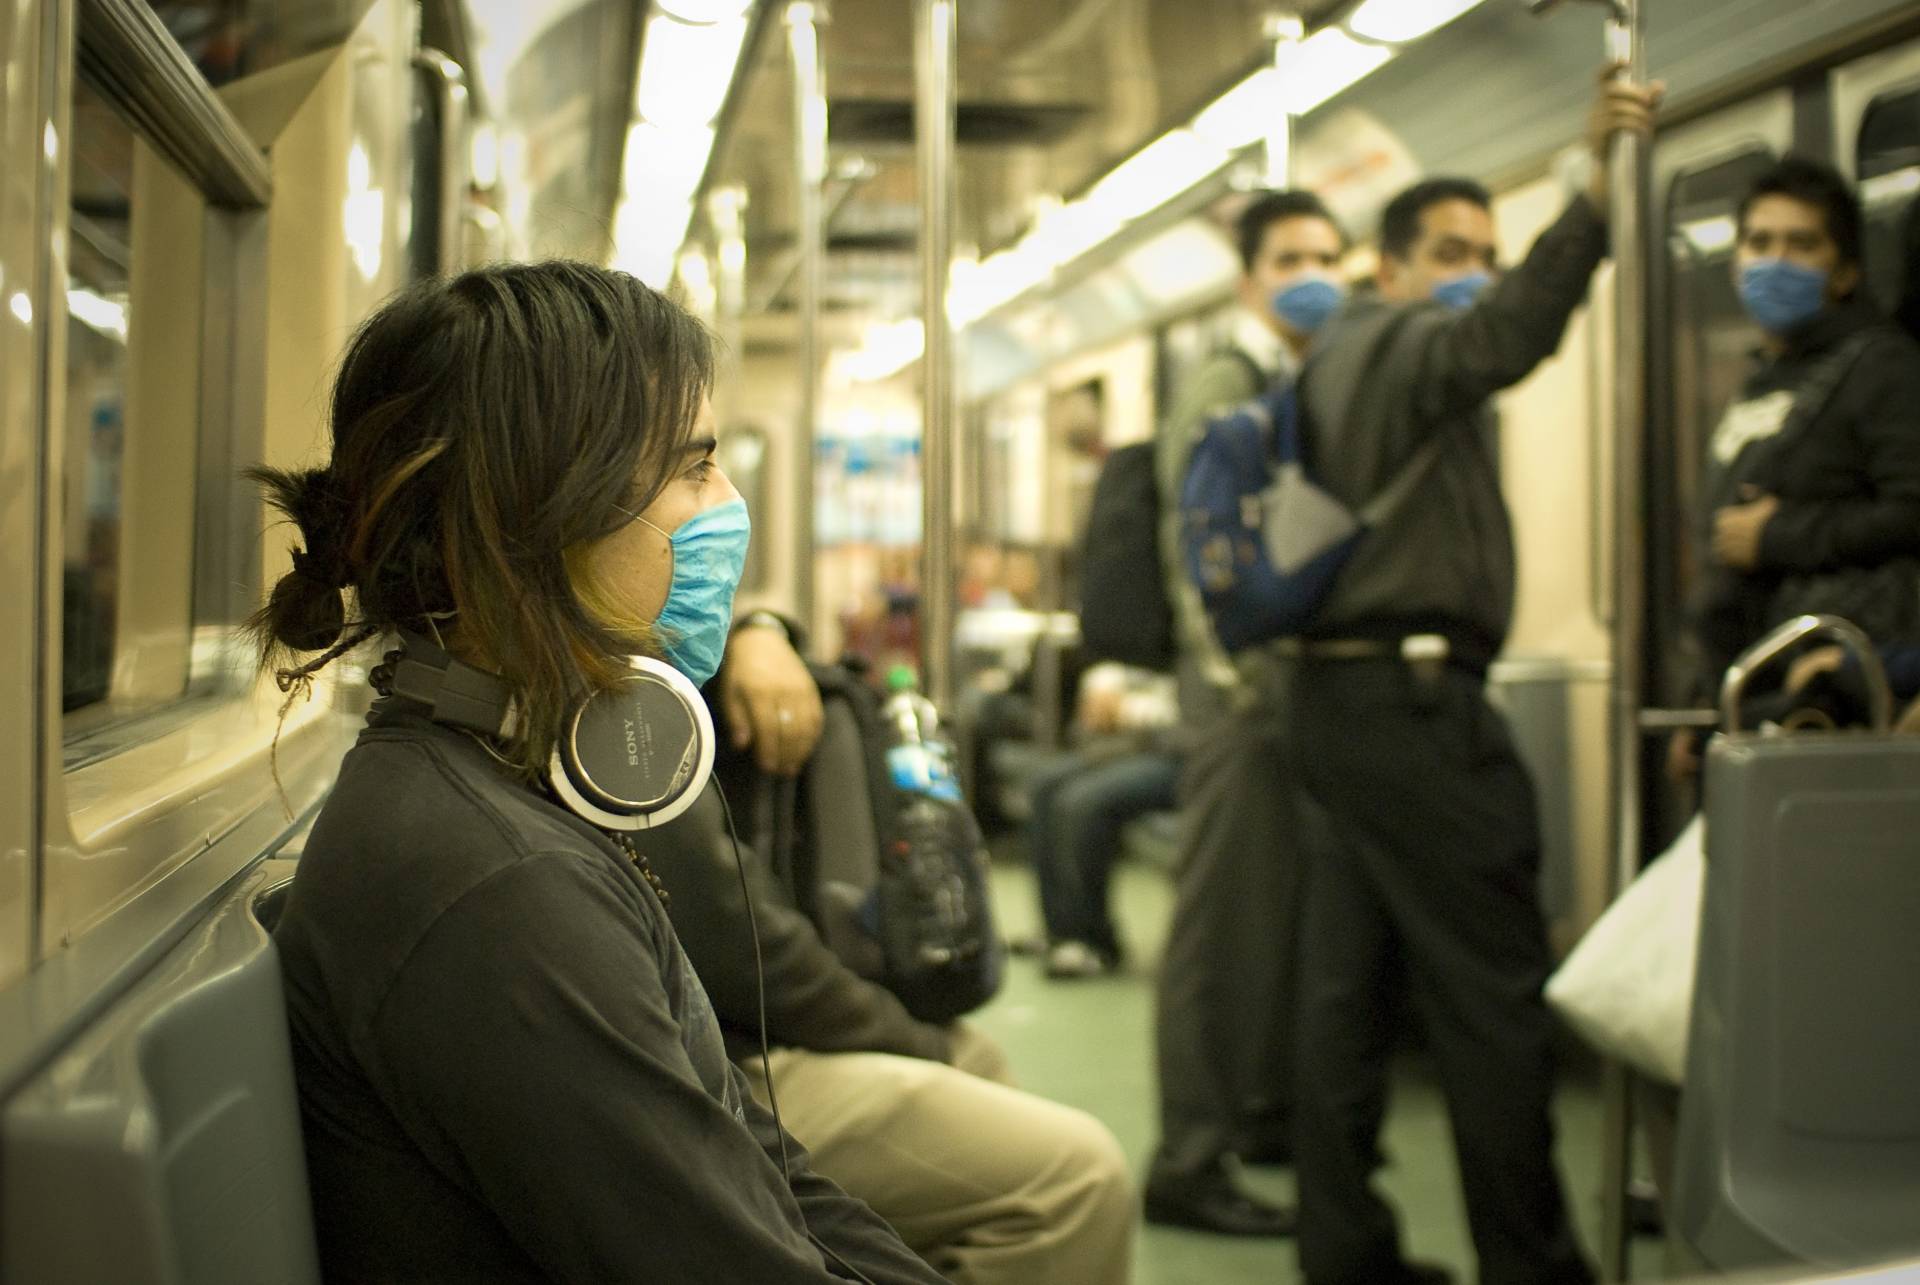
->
<box><xmin>786</xmin><ymin>2</ymin><xmax>825</xmax><ymax>634</ymax></box>
<box><xmin>1262</xmin><ymin>12</ymin><xmax>1304</xmax><ymax>189</ymax></box>
<box><xmin>1600</xmin><ymin>3</ymin><xmax>1649</xmax><ymax>1279</ymax></box>
<box><xmin>915</xmin><ymin>0</ymin><xmax>957</xmax><ymax>712</ymax></box>
<box><xmin>709</xmin><ymin>185</ymin><xmax>748</xmax><ymax>423</ymax></box>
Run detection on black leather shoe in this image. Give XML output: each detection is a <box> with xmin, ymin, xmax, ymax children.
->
<box><xmin>1143</xmin><ymin>1173</ymin><xmax>1296</xmax><ymax>1237</ymax></box>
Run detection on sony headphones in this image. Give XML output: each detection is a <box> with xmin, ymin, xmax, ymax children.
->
<box><xmin>387</xmin><ymin>631</ymin><xmax>714</xmax><ymax>830</ymax></box>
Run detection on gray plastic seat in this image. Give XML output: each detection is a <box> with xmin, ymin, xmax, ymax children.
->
<box><xmin>1</xmin><ymin>859</ymin><xmax>320</xmax><ymax>1285</ymax></box>
<box><xmin>1674</xmin><ymin>734</ymin><xmax>1920</xmax><ymax>1271</ymax></box>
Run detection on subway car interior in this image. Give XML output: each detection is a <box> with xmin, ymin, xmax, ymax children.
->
<box><xmin>2</xmin><ymin>0</ymin><xmax>1919</xmax><ymax>1281</ymax></box>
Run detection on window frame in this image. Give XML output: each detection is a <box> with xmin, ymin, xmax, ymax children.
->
<box><xmin>36</xmin><ymin>0</ymin><xmax>302</xmax><ymax>959</ymax></box>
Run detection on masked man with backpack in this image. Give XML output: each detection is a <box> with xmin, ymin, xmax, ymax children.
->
<box><xmin>1271</xmin><ymin>71</ymin><xmax>1661</xmax><ymax>1285</ymax></box>
<box><xmin>1142</xmin><ymin>190</ymin><xmax>1348</xmax><ymax>1236</ymax></box>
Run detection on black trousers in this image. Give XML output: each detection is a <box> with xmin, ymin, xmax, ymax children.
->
<box><xmin>1149</xmin><ymin>701</ymin><xmax>1304</xmax><ymax>1181</ymax></box>
<box><xmin>1284</xmin><ymin>659</ymin><xmax>1591</xmax><ymax>1285</ymax></box>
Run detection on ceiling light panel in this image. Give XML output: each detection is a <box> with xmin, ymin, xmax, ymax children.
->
<box><xmin>1348</xmin><ymin>0</ymin><xmax>1486</xmax><ymax>43</ymax></box>
<box><xmin>635</xmin><ymin>13</ymin><xmax>750</xmax><ymax>127</ymax></box>
<box><xmin>1279</xmin><ymin>28</ymin><xmax>1393</xmax><ymax>114</ymax></box>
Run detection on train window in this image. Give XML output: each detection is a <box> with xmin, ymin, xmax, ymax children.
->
<box><xmin>59</xmin><ymin>75</ymin><xmax>245</xmax><ymax>759</ymax></box>
<box><xmin>1855</xmin><ymin>86</ymin><xmax>1920</xmax><ymax>323</ymax></box>
<box><xmin>1663</xmin><ymin>147</ymin><xmax>1775</xmax><ymax>595</ymax></box>
<box><xmin>61</xmin><ymin>81</ymin><xmax>135</xmax><ymax>717</ymax></box>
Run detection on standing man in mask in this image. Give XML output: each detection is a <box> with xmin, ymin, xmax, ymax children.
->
<box><xmin>1279</xmin><ymin>70</ymin><xmax>1661</xmax><ymax>1285</ymax></box>
<box><xmin>1143</xmin><ymin>189</ymin><xmax>1346</xmax><ymax>1236</ymax></box>
<box><xmin>1671</xmin><ymin>155</ymin><xmax>1920</xmax><ymax>779</ymax></box>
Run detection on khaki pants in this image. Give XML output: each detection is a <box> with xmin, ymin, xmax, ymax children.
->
<box><xmin>745</xmin><ymin>1026</ymin><xmax>1134</xmax><ymax>1285</ymax></box>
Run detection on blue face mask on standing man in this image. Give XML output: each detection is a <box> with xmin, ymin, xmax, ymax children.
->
<box><xmin>1737</xmin><ymin>259</ymin><xmax>1829</xmax><ymax>335</ymax></box>
<box><xmin>1431</xmin><ymin>270</ymin><xmax>1493</xmax><ymax>311</ymax></box>
<box><xmin>1272</xmin><ymin>276</ymin><xmax>1348</xmax><ymax>335</ymax></box>
<box><xmin>631</xmin><ymin>497</ymin><xmax>752</xmax><ymax>687</ymax></box>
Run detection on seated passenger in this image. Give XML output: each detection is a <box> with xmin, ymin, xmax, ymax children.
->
<box><xmin>1673</xmin><ymin>155</ymin><xmax>1920</xmax><ymax>776</ymax></box>
<box><xmin>647</xmin><ymin>622</ymin><xmax>1136</xmax><ymax>1285</ymax></box>
<box><xmin>260</xmin><ymin>263</ymin><xmax>945</xmax><ymax>1283</ymax></box>
<box><xmin>1024</xmin><ymin>662</ymin><xmax>1180</xmax><ymax>978</ymax></box>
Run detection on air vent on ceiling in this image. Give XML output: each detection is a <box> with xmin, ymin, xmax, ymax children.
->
<box><xmin>829</xmin><ymin>99</ymin><xmax>1090</xmax><ymax>147</ymax></box>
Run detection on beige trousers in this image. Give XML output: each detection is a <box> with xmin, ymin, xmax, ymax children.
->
<box><xmin>746</xmin><ymin>1026</ymin><xmax>1134</xmax><ymax>1285</ymax></box>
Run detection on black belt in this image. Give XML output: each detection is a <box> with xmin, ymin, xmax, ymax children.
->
<box><xmin>1270</xmin><ymin>633</ymin><xmax>1493</xmax><ymax>678</ymax></box>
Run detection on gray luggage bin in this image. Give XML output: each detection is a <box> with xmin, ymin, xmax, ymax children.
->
<box><xmin>1</xmin><ymin>859</ymin><xmax>320</xmax><ymax>1285</ymax></box>
<box><xmin>1674</xmin><ymin>732</ymin><xmax>1920</xmax><ymax>1271</ymax></box>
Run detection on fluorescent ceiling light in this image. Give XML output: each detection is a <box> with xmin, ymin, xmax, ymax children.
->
<box><xmin>469</xmin><ymin>121</ymin><xmax>500</xmax><ymax>190</ymax></box>
<box><xmin>67</xmin><ymin>287</ymin><xmax>128</xmax><ymax>339</ymax></box>
<box><xmin>612</xmin><ymin>198</ymin><xmax>693</xmax><ymax>287</ymax></box>
<box><xmin>656</xmin><ymin>0</ymin><xmax>753</xmax><ymax>20</ymax></box>
<box><xmin>1085</xmin><ymin>129</ymin><xmax>1231</xmax><ymax>222</ymax></box>
<box><xmin>839</xmin><ymin>318</ymin><xmax>925</xmax><ymax>383</ymax></box>
<box><xmin>1025</xmin><ymin>200</ymin><xmax>1124</xmax><ymax>273</ymax></box>
<box><xmin>1191</xmin><ymin>68</ymin><xmax>1282</xmax><ymax>150</ymax></box>
<box><xmin>623</xmin><ymin>121</ymin><xmax>717</xmax><ymax>197</ymax></box>
<box><xmin>1348</xmin><ymin>0</ymin><xmax>1484</xmax><ymax>43</ymax></box>
<box><xmin>635</xmin><ymin>13</ymin><xmax>750</xmax><ymax>127</ymax></box>
<box><xmin>1678</xmin><ymin>214</ymin><xmax>1737</xmax><ymax>256</ymax></box>
<box><xmin>1279</xmin><ymin>28</ymin><xmax>1393</xmax><ymax>113</ymax></box>
<box><xmin>1860</xmin><ymin>166</ymin><xmax>1920</xmax><ymax>209</ymax></box>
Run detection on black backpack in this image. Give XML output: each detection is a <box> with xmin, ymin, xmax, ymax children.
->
<box><xmin>715</xmin><ymin>663</ymin><xmax>1002</xmax><ymax>1025</ymax></box>
<box><xmin>1078</xmin><ymin>441</ymin><xmax>1175</xmax><ymax>670</ymax></box>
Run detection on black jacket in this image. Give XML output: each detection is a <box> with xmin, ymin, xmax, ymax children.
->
<box><xmin>644</xmin><ymin>781</ymin><xmax>952</xmax><ymax>1067</ymax></box>
<box><xmin>1296</xmin><ymin>195</ymin><xmax>1611</xmax><ymax>663</ymax></box>
<box><xmin>1689</xmin><ymin>301</ymin><xmax>1920</xmax><ymax>688</ymax></box>
<box><xmin>274</xmin><ymin>703</ymin><xmax>944</xmax><ymax>1284</ymax></box>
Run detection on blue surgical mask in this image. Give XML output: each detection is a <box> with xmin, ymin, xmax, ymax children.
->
<box><xmin>637</xmin><ymin>497</ymin><xmax>751</xmax><ymax>687</ymax></box>
<box><xmin>1272</xmin><ymin>276</ymin><xmax>1347</xmax><ymax>334</ymax></box>
<box><xmin>1432</xmin><ymin>270</ymin><xmax>1492</xmax><ymax>311</ymax></box>
<box><xmin>1738</xmin><ymin>259</ymin><xmax>1829</xmax><ymax>335</ymax></box>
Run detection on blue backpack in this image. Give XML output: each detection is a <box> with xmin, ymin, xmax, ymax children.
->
<box><xmin>1179</xmin><ymin>379</ymin><xmax>1440</xmax><ymax>654</ymax></box>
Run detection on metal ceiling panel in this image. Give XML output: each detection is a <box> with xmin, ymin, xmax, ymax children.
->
<box><xmin>707</xmin><ymin>0</ymin><xmax>1348</xmax><ymax>319</ymax></box>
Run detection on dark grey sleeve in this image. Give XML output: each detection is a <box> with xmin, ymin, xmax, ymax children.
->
<box><xmin>1406</xmin><ymin>194</ymin><xmax>1611</xmax><ymax>425</ymax></box>
<box><xmin>362</xmin><ymin>853</ymin><xmax>943</xmax><ymax>1284</ymax></box>
<box><xmin>648</xmin><ymin>790</ymin><xmax>952</xmax><ymax>1062</ymax></box>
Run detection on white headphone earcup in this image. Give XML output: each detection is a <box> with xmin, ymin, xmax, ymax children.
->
<box><xmin>548</xmin><ymin>656</ymin><xmax>714</xmax><ymax>831</ymax></box>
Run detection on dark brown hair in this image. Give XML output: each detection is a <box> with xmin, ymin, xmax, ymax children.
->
<box><xmin>251</xmin><ymin>261</ymin><xmax>714</xmax><ymax>775</ymax></box>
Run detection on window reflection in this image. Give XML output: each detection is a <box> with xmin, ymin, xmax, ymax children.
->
<box><xmin>1856</xmin><ymin>88</ymin><xmax>1920</xmax><ymax>322</ymax></box>
<box><xmin>149</xmin><ymin>0</ymin><xmax>368</xmax><ymax>88</ymax></box>
<box><xmin>62</xmin><ymin>80</ymin><xmax>135</xmax><ymax>715</ymax></box>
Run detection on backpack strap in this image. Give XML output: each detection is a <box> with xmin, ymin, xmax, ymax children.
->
<box><xmin>1220</xmin><ymin>344</ymin><xmax>1273</xmax><ymax>395</ymax></box>
<box><xmin>1292</xmin><ymin>307</ymin><xmax>1439</xmax><ymax>527</ymax></box>
<box><xmin>1357</xmin><ymin>433</ymin><xmax>1449</xmax><ymax>526</ymax></box>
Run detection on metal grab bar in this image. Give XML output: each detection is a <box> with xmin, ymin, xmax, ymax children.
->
<box><xmin>1717</xmin><ymin>613</ymin><xmax>1895</xmax><ymax>733</ymax></box>
<box><xmin>412</xmin><ymin>49</ymin><xmax>469</xmax><ymax>279</ymax></box>
<box><xmin>78</xmin><ymin>0</ymin><xmax>272</xmax><ymax>209</ymax></box>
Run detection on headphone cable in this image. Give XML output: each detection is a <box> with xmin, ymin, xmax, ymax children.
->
<box><xmin>713</xmin><ymin>781</ymin><xmax>878</xmax><ymax>1285</ymax></box>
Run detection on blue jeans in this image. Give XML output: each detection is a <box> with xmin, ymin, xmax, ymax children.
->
<box><xmin>1026</xmin><ymin>747</ymin><xmax>1182</xmax><ymax>954</ymax></box>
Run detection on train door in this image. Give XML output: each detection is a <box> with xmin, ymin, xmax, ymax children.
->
<box><xmin>1830</xmin><ymin>38</ymin><xmax>1920</xmax><ymax>334</ymax></box>
<box><xmin>1645</xmin><ymin>90</ymin><xmax>1794</xmax><ymax>839</ymax></box>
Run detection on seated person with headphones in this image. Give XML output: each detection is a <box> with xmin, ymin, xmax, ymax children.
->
<box><xmin>664</xmin><ymin>619</ymin><xmax>1135</xmax><ymax>1285</ymax></box>
<box><xmin>260</xmin><ymin>262</ymin><xmax>946</xmax><ymax>1283</ymax></box>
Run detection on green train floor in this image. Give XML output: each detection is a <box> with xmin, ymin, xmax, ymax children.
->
<box><xmin>968</xmin><ymin>849</ymin><xmax>1672</xmax><ymax>1285</ymax></box>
